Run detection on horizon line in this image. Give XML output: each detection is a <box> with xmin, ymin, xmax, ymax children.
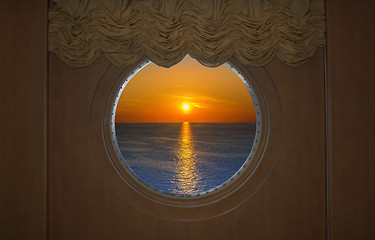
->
<box><xmin>115</xmin><ymin>121</ymin><xmax>256</xmax><ymax>123</ymax></box>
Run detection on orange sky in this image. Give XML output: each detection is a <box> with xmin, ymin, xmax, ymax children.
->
<box><xmin>115</xmin><ymin>55</ymin><xmax>256</xmax><ymax>122</ymax></box>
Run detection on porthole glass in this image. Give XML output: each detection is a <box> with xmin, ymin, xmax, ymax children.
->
<box><xmin>111</xmin><ymin>55</ymin><xmax>261</xmax><ymax>197</ymax></box>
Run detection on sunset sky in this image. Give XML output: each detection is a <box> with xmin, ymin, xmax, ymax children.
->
<box><xmin>115</xmin><ymin>55</ymin><xmax>256</xmax><ymax>122</ymax></box>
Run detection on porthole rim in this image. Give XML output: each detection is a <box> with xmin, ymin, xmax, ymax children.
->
<box><xmin>88</xmin><ymin>55</ymin><xmax>282</xmax><ymax>221</ymax></box>
<box><xmin>109</xmin><ymin>58</ymin><xmax>263</xmax><ymax>200</ymax></box>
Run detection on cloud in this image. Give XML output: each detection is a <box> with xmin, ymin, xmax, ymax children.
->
<box><xmin>167</xmin><ymin>95</ymin><xmax>193</xmax><ymax>100</ymax></box>
<box><xmin>192</xmin><ymin>95</ymin><xmax>239</xmax><ymax>106</ymax></box>
<box><xmin>168</xmin><ymin>94</ymin><xmax>237</xmax><ymax>105</ymax></box>
<box><xmin>191</xmin><ymin>103</ymin><xmax>205</xmax><ymax>108</ymax></box>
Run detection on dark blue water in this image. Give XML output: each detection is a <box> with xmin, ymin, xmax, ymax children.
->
<box><xmin>115</xmin><ymin>122</ymin><xmax>256</xmax><ymax>195</ymax></box>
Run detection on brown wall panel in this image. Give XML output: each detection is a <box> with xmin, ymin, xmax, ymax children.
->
<box><xmin>255</xmin><ymin>50</ymin><xmax>326</xmax><ymax>239</ymax></box>
<box><xmin>0</xmin><ymin>1</ymin><xmax>47</xmax><ymax>240</ymax></box>
<box><xmin>327</xmin><ymin>1</ymin><xmax>375</xmax><ymax>239</ymax></box>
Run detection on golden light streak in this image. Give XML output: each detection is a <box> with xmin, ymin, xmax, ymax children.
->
<box><xmin>171</xmin><ymin>122</ymin><xmax>202</xmax><ymax>194</ymax></box>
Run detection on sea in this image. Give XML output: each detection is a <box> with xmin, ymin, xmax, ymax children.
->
<box><xmin>115</xmin><ymin>122</ymin><xmax>256</xmax><ymax>195</ymax></box>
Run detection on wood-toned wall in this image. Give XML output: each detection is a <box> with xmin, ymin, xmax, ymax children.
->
<box><xmin>0</xmin><ymin>1</ymin><xmax>47</xmax><ymax>240</ymax></box>
<box><xmin>1</xmin><ymin>0</ymin><xmax>374</xmax><ymax>239</ymax></box>
<box><xmin>326</xmin><ymin>1</ymin><xmax>375</xmax><ymax>239</ymax></box>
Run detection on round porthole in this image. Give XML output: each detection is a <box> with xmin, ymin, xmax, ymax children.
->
<box><xmin>110</xmin><ymin>56</ymin><xmax>261</xmax><ymax>198</ymax></box>
<box><xmin>89</xmin><ymin>56</ymin><xmax>282</xmax><ymax>221</ymax></box>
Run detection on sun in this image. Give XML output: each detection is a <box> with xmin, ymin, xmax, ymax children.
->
<box><xmin>182</xmin><ymin>104</ymin><xmax>190</xmax><ymax>111</ymax></box>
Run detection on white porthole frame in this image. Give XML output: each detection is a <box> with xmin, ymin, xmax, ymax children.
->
<box><xmin>109</xmin><ymin>59</ymin><xmax>262</xmax><ymax>198</ymax></box>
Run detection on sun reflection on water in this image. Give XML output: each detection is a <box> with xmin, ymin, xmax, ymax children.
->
<box><xmin>171</xmin><ymin>122</ymin><xmax>202</xmax><ymax>194</ymax></box>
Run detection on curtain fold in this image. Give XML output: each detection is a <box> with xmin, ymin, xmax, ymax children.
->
<box><xmin>49</xmin><ymin>0</ymin><xmax>325</xmax><ymax>68</ymax></box>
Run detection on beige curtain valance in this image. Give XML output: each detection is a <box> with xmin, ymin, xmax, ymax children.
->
<box><xmin>48</xmin><ymin>0</ymin><xmax>326</xmax><ymax>68</ymax></box>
